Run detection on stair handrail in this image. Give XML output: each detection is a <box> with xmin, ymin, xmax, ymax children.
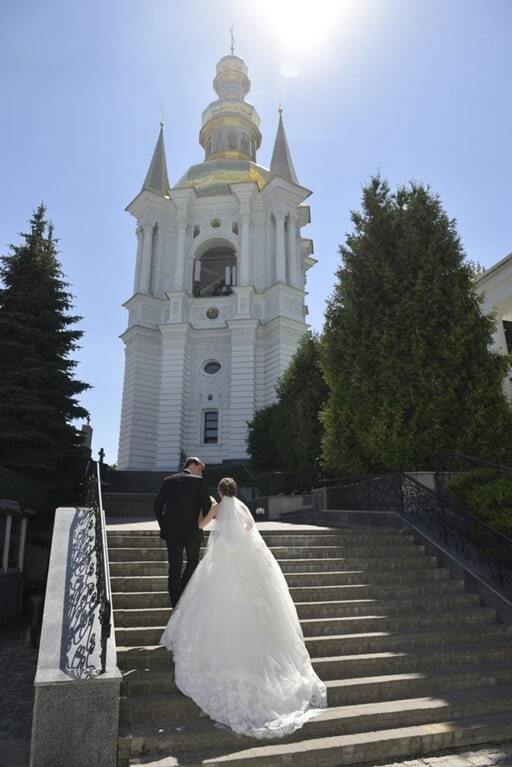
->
<box><xmin>83</xmin><ymin>459</ymin><xmax>112</xmax><ymax>674</ymax></box>
<box><xmin>430</xmin><ymin>450</ymin><xmax>512</xmax><ymax>474</ymax></box>
<box><xmin>320</xmin><ymin>470</ymin><xmax>512</xmax><ymax>590</ymax></box>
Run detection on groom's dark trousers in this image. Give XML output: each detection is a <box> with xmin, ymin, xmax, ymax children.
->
<box><xmin>154</xmin><ymin>470</ymin><xmax>212</xmax><ymax>608</ymax></box>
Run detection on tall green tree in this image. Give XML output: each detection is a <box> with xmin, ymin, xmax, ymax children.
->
<box><xmin>248</xmin><ymin>332</ymin><xmax>328</xmax><ymax>483</ymax></box>
<box><xmin>0</xmin><ymin>204</ymin><xmax>90</xmax><ymax>498</ymax></box>
<box><xmin>322</xmin><ymin>177</ymin><xmax>512</xmax><ymax>475</ymax></box>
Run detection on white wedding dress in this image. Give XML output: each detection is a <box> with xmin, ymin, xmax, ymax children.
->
<box><xmin>159</xmin><ymin>496</ymin><xmax>327</xmax><ymax>739</ymax></box>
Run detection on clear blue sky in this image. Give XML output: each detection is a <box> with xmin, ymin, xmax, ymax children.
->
<box><xmin>1</xmin><ymin>0</ymin><xmax>511</xmax><ymax>464</ymax></box>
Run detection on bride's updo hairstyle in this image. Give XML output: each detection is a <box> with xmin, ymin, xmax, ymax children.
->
<box><xmin>219</xmin><ymin>477</ymin><xmax>237</xmax><ymax>497</ymax></box>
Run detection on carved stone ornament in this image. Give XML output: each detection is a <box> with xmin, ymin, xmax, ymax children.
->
<box><xmin>210</xmin><ymin>218</ymin><xmax>222</xmax><ymax>229</ymax></box>
<box><xmin>206</xmin><ymin>307</ymin><xmax>220</xmax><ymax>319</ymax></box>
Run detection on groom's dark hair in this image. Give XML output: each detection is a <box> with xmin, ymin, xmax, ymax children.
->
<box><xmin>184</xmin><ymin>456</ymin><xmax>205</xmax><ymax>470</ymax></box>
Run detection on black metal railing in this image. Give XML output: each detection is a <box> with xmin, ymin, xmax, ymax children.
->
<box><xmin>203</xmin><ymin>463</ymin><xmax>321</xmax><ymax>502</ymax></box>
<box><xmin>321</xmin><ymin>471</ymin><xmax>512</xmax><ymax>592</ymax></box>
<box><xmin>83</xmin><ymin>460</ymin><xmax>112</xmax><ymax>674</ymax></box>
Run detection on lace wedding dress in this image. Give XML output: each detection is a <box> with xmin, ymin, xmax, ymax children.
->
<box><xmin>159</xmin><ymin>496</ymin><xmax>327</xmax><ymax>739</ymax></box>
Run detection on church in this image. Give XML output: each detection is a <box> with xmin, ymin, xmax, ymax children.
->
<box><xmin>117</xmin><ymin>53</ymin><xmax>315</xmax><ymax>471</ymax></box>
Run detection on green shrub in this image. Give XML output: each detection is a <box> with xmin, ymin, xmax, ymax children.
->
<box><xmin>448</xmin><ymin>468</ymin><xmax>512</xmax><ymax>537</ymax></box>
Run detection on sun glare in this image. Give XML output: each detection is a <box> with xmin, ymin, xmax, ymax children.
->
<box><xmin>256</xmin><ymin>0</ymin><xmax>349</xmax><ymax>77</ymax></box>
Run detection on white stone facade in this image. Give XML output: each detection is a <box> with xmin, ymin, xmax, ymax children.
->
<box><xmin>476</xmin><ymin>252</ymin><xmax>512</xmax><ymax>399</ymax></box>
<box><xmin>117</xmin><ymin>56</ymin><xmax>315</xmax><ymax>470</ymax></box>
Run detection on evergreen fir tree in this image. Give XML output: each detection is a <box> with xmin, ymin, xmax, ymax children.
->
<box><xmin>248</xmin><ymin>333</ymin><xmax>328</xmax><ymax>482</ymax></box>
<box><xmin>247</xmin><ymin>403</ymin><xmax>283</xmax><ymax>473</ymax></box>
<box><xmin>0</xmin><ymin>204</ymin><xmax>90</xmax><ymax>498</ymax></box>
<box><xmin>322</xmin><ymin>177</ymin><xmax>512</xmax><ymax>475</ymax></box>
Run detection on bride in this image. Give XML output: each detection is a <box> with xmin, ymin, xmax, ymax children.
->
<box><xmin>159</xmin><ymin>477</ymin><xmax>327</xmax><ymax>739</ymax></box>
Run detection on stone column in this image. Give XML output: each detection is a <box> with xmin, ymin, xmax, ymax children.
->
<box><xmin>139</xmin><ymin>220</ymin><xmax>154</xmax><ymax>294</ymax></box>
<box><xmin>287</xmin><ymin>213</ymin><xmax>299</xmax><ymax>287</ymax></box>
<box><xmin>173</xmin><ymin>210</ymin><xmax>188</xmax><ymax>292</ymax></box>
<box><xmin>133</xmin><ymin>224</ymin><xmax>143</xmax><ymax>293</ymax></box>
<box><xmin>227</xmin><ymin>320</ymin><xmax>258</xmax><ymax>460</ymax></box>
<box><xmin>239</xmin><ymin>202</ymin><xmax>251</xmax><ymax>286</ymax></box>
<box><xmin>274</xmin><ymin>210</ymin><xmax>287</xmax><ymax>284</ymax></box>
<box><xmin>117</xmin><ymin>327</ymin><xmax>161</xmax><ymax>470</ymax></box>
<box><xmin>155</xmin><ymin>324</ymin><xmax>188</xmax><ymax>471</ymax></box>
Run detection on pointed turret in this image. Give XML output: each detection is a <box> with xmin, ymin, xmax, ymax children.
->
<box><xmin>142</xmin><ymin>123</ymin><xmax>170</xmax><ymax>196</ymax></box>
<box><xmin>269</xmin><ymin>110</ymin><xmax>298</xmax><ymax>185</ymax></box>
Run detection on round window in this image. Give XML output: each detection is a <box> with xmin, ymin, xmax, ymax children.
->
<box><xmin>204</xmin><ymin>361</ymin><xmax>221</xmax><ymax>375</ymax></box>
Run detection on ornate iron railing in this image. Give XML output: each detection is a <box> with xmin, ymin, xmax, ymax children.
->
<box><xmin>83</xmin><ymin>459</ymin><xmax>112</xmax><ymax>674</ymax></box>
<box><xmin>323</xmin><ymin>471</ymin><xmax>512</xmax><ymax>593</ymax></box>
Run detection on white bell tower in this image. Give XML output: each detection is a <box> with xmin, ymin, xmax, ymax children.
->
<box><xmin>117</xmin><ymin>54</ymin><xmax>316</xmax><ymax>471</ymax></box>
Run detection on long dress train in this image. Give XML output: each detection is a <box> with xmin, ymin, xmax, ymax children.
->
<box><xmin>159</xmin><ymin>496</ymin><xmax>327</xmax><ymax>739</ymax></box>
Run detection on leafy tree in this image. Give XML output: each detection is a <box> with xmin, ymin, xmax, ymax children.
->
<box><xmin>0</xmin><ymin>204</ymin><xmax>90</xmax><ymax>499</ymax></box>
<box><xmin>322</xmin><ymin>177</ymin><xmax>512</xmax><ymax>475</ymax></box>
<box><xmin>248</xmin><ymin>333</ymin><xmax>328</xmax><ymax>484</ymax></box>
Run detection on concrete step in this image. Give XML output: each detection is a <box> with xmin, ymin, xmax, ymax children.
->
<box><xmin>108</xmin><ymin>541</ymin><xmax>425</xmax><ymax>562</ymax></box>
<box><xmin>283</xmin><ymin>568</ymin><xmax>453</xmax><ymax>587</ymax></box>
<box><xmin>114</xmin><ymin>609</ymin><xmax>495</xmax><ymax>641</ymax></box>
<box><xmin>113</xmin><ymin>592</ymin><xmax>482</xmax><ymax>626</ymax></box>
<box><xmin>107</xmin><ymin>532</ymin><xmax>417</xmax><ymax>549</ymax></box>
<box><xmin>120</xmin><ymin>658</ymin><xmax>512</xmax><ymax>700</ymax></box>
<box><xmin>107</xmin><ymin>527</ymin><xmax>412</xmax><ymax>539</ymax></box>
<box><xmin>266</xmin><ymin>555</ymin><xmax>440</xmax><ymax>573</ymax></box>
<box><xmin>109</xmin><ymin>554</ymin><xmax>440</xmax><ymax>578</ymax></box>
<box><xmin>116</xmin><ymin>638</ymin><xmax>512</xmax><ymax>674</ymax></box>
<box><xmin>113</xmin><ymin>581</ymin><xmax>472</xmax><ymax>618</ymax></box>
<box><xmin>115</xmin><ymin>622</ymin><xmax>512</xmax><ymax>652</ymax></box>
<box><xmin>111</xmin><ymin>570</ymin><xmax>464</xmax><ymax>607</ymax></box>
<box><xmin>119</xmin><ymin>680</ymin><xmax>512</xmax><ymax>731</ymax></box>
<box><xmin>123</xmin><ymin>709</ymin><xmax>512</xmax><ymax>767</ymax></box>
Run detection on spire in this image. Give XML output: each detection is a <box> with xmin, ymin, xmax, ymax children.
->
<box><xmin>142</xmin><ymin>122</ymin><xmax>170</xmax><ymax>196</ymax></box>
<box><xmin>269</xmin><ymin>110</ymin><xmax>298</xmax><ymax>185</ymax></box>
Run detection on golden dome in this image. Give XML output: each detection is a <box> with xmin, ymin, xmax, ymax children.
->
<box><xmin>175</xmin><ymin>158</ymin><xmax>269</xmax><ymax>196</ymax></box>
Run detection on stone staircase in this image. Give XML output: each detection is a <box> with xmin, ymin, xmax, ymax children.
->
<box><xmin>107</xmin><ymin>524</ymin><xmax>512</xmax><ymax>767</ymax></box>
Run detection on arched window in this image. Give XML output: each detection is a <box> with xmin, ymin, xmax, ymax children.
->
<box><xmin>193</xmin><ymin>245</ymin><xmax>237</xmax><ymax>297</ymax></box>
<box><xmin>206</xmin><ymin>136</ymin><xmax>212</xmax><ymax>157</ymax></box>
<box><xmin>240</xmin><ymin>133</ymin><xmax>249</xmax><ymax>155</ymax></box>
<box><xmin>228</xmin><ymin>131</ymin><xmax>236</xmax><ymax>150</ymax></box>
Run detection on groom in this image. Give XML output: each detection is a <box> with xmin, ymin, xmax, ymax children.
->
<box><xmin>154</xmin><ymin>457</ymin><xmax>212</xmax><ymax>608</ymax></box>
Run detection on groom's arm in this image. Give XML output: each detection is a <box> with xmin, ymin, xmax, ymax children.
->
<box><xmin>154</xmin><ymin>481</ymin><xmax>166</xmax><ymax>526</ymax></box>
<box><xmin>199</xmin><ymin>480</ymin><xmax>212</xmax><ymax>518</ymax></box>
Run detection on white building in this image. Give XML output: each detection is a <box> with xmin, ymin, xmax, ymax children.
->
<box><xmin>476</xmin><ymin>252</ymin><xmax>512</xmax><ymax>399</ymax></box>
<box><xmin>117</xmin><ymin>54</ymin><xmax>315</xmax><ymax>471</ymax></box>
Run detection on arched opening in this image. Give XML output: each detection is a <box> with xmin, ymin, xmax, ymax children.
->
<box><xmin>193</xmin><ymin>245</ymin><xmax>237</xmax><ymax>297</ymax></box>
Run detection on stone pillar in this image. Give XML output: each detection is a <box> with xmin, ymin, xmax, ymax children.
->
<box><xmin>139</xmin><ymin>220</ymin><xmax>154</xmax><ymax>294</ymax></box>
<box><xmin>274</xmin><ymin>210</ymin><xmax>287</xmax><ymax>284</ymax></box>
<box><xmin>117</xmin><ymin>328</ymin><xmax>161</xmax><ymax>470</ymax></box>
<box><xmin>227</xmin><ymin>320</ymin><xmax>258</xmax><ymax>460</ymax></box>
<box><xmin>155</xmin><ymin>324</ymin><xmax>188</xmax><ymax>470</ymax></box>
<box><xmin>239</xmin><ymin>203</ymin><xmax>251</xmax><ymax>286</ymax></box>
<box><xmin>287</xmin><ymin>213</ymin><xmax>299</xmax><ymax>287</ymax></box>
<box><xmin>173</xmin><ymin>210</ymin><xmax>187</xmax><ymax>292</ymax></box>
<box><xmin>133</xmin><ymin>224</ymin><xmax>143</xmax><ymax>293</ymax></box>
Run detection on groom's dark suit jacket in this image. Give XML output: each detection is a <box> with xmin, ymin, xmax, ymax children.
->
<box><xmin>154</xmin><ymin>470</ymin><xmax>212</xmax><ymax>540</ymax></box>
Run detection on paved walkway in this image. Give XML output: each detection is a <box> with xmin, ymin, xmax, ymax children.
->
<box><xmin>379</xmin><ymin>746</ymin><xmax>512</xmax><ymax>767</ymax></box>
<box><xmin>0</xmin><ymin>615</ymin><xmax>38</xmax><ymax>767</ymax></box>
